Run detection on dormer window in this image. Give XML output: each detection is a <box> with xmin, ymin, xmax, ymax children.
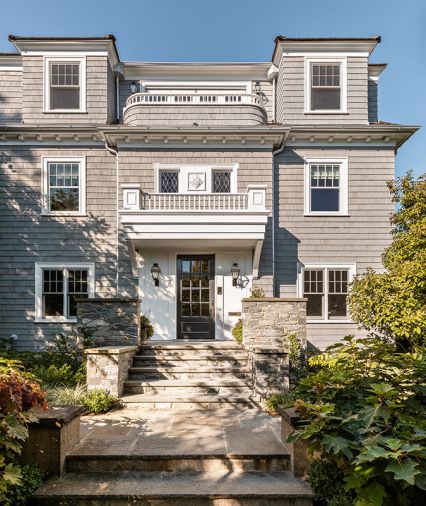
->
<box><xmin>44</xmin><ymin>56</ymin><xmax>86</xmax><ymax>112</ymax></box>
<box><xmin>305</xmin><ymin>58</ymin><xmax>347</xmax><ymax>113</ymax></box>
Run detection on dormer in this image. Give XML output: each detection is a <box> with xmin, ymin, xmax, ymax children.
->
<box><xmin>8</xmin><ymin>35</ymin><xmax>120</xmax><ymax>125</ymax></box>
<box><xmin>272</xmin><ymin>36</ymin><xmax>381</xmax><ymax>125</ymax></box>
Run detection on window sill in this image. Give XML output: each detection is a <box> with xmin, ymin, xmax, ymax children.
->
<box><xmin>41</xmin><ymin>212</ymin><xmax>87</xmax><ymax>217</ymax></box>
<box><xmin>42</xmin><ymin>109</ymin><xmax>87</xmax><ymax>114</ymax></box>
<box><xmin>34</xmin><ymin>318</ymin><xmax>77</xmax><ymax>324</ymax></box>
<box><xmin>304</xmin><ymin>110</ymin><xmax>349</xmax><ymax>115</ymax></box>
<box><xmin>304</xmin><ymin>213</ymin><xmax>350</xmax><ymax>217</ymax></box>
<box><xmin>307</xmin><ymin>319</ymin><xmax>353</xmax><ymax>324</ymax></box>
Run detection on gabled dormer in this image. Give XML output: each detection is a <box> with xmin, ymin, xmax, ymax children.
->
<box><xmin>8</xmin><ymin>35</ymin><xmax>120</xmax><ymax>125</ymax></box>
<box><xmin>272</xmin><ymin>36</ymin><xmax>382</xmax><ymax>125</ymax></box>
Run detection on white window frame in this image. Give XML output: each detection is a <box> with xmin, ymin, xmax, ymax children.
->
<box><xmin>305</xmin><ymin>57</ymin><xmax>347</xmax><ymax>114</ymax></box>
<box><xmin>43</xmin><ymin>55</ymin><xmax>87</xmax><ymax>113</ymax></box>
<box><xmin>298</xmin><ymin>263</ymin><xmax>356</xmax><ymax>323</ymax></box>
<box><xmin>41</xmin><ymin>156</ymin><xmax>86</xmax><ymax>216</ymax></box>
<box><xmin>304</xmin><ymin>157</ymin><xmax>348</xmax><ymax>216</ymax></box>
<box><xmin>154</xmin><ymin>164</ymin><xmax>238</xmax><ymax>194</ymax></box>
<box><xmin>34</xmin><ymin>262</ymin><xmax>95</xmax><ymax>323</ymax></box>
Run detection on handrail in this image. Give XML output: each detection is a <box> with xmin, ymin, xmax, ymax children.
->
<box><xmin>125</xmin><ymin>92</ymin><xmax>265</xmax><ymax>109</ymax></box>
<box><xmin>141</xmin><ymin>193</ymin><xmax>249</xmax><ymax>211</ymax></box>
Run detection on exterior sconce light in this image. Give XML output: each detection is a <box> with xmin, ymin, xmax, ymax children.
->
<box><xmin>150</xmin><ymin>263</ymin><xmax>161</xmax><ymax>287</ymax></box>
<box><xmin>130</xmin><ymin>81</ymin><xmax>138</xmax><ymax>94</ymax></box>
<box><xmin>231</xmin><ymin>263</ymin><xmax>240</xmax><ymax>287</ymax></box>
<box><xmin>254</xmin><ymin>81</ymin><xmax>262</xmax><ymax>94</ymax></box>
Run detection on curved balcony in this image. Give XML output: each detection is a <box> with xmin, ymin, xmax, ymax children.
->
<box><xmin>123</xmin><ymin>92</ymin><xmax>267</xmax><ymax>127</ymax></box>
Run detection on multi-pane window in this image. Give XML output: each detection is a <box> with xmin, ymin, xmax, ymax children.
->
<box><xmin>212</xmin><ymin>171</ymin><xmax>231</xmax><ymax>193</ymax></box>
<box><xmin>160</xmin><ymin>171</ymin><xmax>179</xmax><ymax>193</ymax></box>
<box><xmin>303</xmin><ymin>268</ymin><xmax>350</xmax><ymax>320</ymax></box>
<box><xmin>310</xmin><ymin>164</ymin><xmax>340</xmax><ymax>213</ymax></box>
<box><xmin>48</xmin><ymin>162</ymin><xmax>80</xmax><ymax>212</ymax></box>
<box><xmin>310</xmin><ymin>63</ymin><xmax>341</xmax><ymax>110</ymax></box>
<box><xmin>42</xmin><ymin>268</ymin><xmax>89</xmax><ymax>320</ymax></box>
<box><xmin>50</xmin><ymin>62</ymin><xmax>80</xmax><ymax>110</ymax></box>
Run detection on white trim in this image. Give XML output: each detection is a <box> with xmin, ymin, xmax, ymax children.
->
<box><xmin>297</xmin><ymin>263</ymin><xmax>356</xmax><ymax>323</ymax></box>
<box><xmin>34</xmin><ymin>262</ymin><xmax>95</xmax><ymax>323</ymax></box>
<box><xmin>0</xmin><ymin>66</ymin><xmax>23</xmax><ymax>71</ymax></box>
<box><xmin>41</xmin><ymin>156</ymin><xmax>86</xmax><ymax>216</ymax></box>
<box><xmin>304</xmin><ymin>157</ymin><xmax>348</xmax><ymax>216</ymax></box>
<box><xmin>304</xmin><ymin>57</ymin><xmax>347</xmax><ymax>114</ymax></box>
<box><xmin>141</xmin><ymin>80</ymin><xmax>251</xmax><ymax>94</ymax></box>
<box><xmin>43</xmin><ymin>55</ymin><xmax>87</xmax><ymax>113</ymax></box>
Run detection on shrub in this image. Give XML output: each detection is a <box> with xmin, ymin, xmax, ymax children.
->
<box><xmin>264</xmin><ymin>391</ymin><xmax>294</xmax><ymax>415</ymax></box>
<box><xmin>140</xmin><ymin>315</ymin><xmax>154</xmax><ymax>340</ymax></box>
<box><xmin>46</xmin><ymin>384</ymin><xmax>87</xmax><ymax>406</ymax></box>
<box><xmin>79</xmin><ymin>389</ymin><xmax>120</xmax><ymax>414</ymax></box>
<box><xmin>6</xmin><ymin>464</ymin><xmax>45</xmax><ymax>506</ymax></box>
<box><xmin>307</xmin><ymin>460</ymin><xmax>354</xmax><ymax>506</ymax></box>
<box><xmin>232</xmin><ymin>319</ymin><xmax>243</xmax><ymax>344</ymax></box>
<box><xmin>288</xmin><ymin>336</ymin><xmax>426</xmax><ymax>505</ymax></box>
<box><xmin>249</xmin><ymin>286</ymin><xmax>265</xmax><ymax>298</ymax></box>
<box><xmin>0</xmin><ymin>358</ymin><xmax>47</xmax><ymax>504</ymax></box>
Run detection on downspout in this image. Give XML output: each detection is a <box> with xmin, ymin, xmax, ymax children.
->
<box><xmin>115</xmin><ymin>75</ymin><xmax>120</xmax><ymax>122</ymax></box>
<box><xmin>103</xmin><ymin>135</ymin><xmax>119</xmax><ymax>296</ymax></box>
<box><xmin>272</xmin><ymin>76</ymin><xmax>276</xmax><ymax>122</ymax></box>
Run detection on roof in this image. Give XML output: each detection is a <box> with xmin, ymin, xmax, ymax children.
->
<box><xmin>8</xmin><ymin>34</ymin><xmax>116</xmax><ymax>42</ymax></box>
<box><xmin>274</xmin><ymin>35</ymin><xmax>381</xmax><ymax>43</ymax></box>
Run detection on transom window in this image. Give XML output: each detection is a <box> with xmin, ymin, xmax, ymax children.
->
<box><xmin>50</xmin><ymin>62</ymin><xmax>80</xmax><ymax>110</ymax></box>
<box><xmin>42</xmin><ymin>157</ymin><xmax>86</xmax><ymax>215</ymax></box>
<box><xmin>160</xmin><ymin>171</ymin><xmax>179</xmax><ymax>193</ymax></box>
<box><xmin>212</xmin><ymin>171</ymin><xmax>231</xmax><ymax>193</ymax></box>
<box><xmin>302</xmin><ymin>266</ymin><xmax>354</xmax><ymax>321</ymax></box>
<box><xmin>35</xmin><ymin>264</ymin><xmax>94</xmax><ymax>322</ymax></box>
<box><xmin>311</xmin><ymin>63</ymin><xmax>341</xmax><ymax>110</ymax></box>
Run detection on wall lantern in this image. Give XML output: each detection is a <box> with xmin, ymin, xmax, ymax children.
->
<box><xmin>254</xmin><ymin>81</ymin><xmax>262</xmax><ymax>94</ymax></box>
<box><xmin>150</xmin><ymin>263</ymin><xmax>161</xmax><ymax>287</ymax></box>
<box><xmin>130</xmin><ymin>81</ymin><xmax>138</xmax><ymax>94</ymax></box>
<box><xmin>231</xmin><ymin>263</ymin><xmax>240</xmax><ymax>287</ymax></box>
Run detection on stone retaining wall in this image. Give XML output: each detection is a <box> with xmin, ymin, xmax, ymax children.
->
<box><xmin>77</xmin><ymin>298</ymin><xmax>140</xmax><ymax>346</ymax></box>
<box><xmin>85</xmin><ymin>346</ymin><xmax>138</xmax><ymax>397</ymax></box>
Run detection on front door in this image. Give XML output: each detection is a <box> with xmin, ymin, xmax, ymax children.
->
<box><xmin>177</xmin><ymin>255</ymin><xmax>215</xmax><ymax>339</ymax></box>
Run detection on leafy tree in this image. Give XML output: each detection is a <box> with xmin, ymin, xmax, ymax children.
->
<box><xmin>348</xmin><ymin>172</ymin><xmax>426</xmax><ymax>348</ymax></box>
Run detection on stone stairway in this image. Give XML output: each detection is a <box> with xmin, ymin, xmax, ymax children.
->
<box><xmin>121</xmin><ymin>341</ymin><xmax>261</xmax><ymax>408</ymax></box>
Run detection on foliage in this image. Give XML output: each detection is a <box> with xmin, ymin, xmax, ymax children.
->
<box><xmin>46</xmin><ymin>384</ymin><xmax>87</xmax><ymax>406</ymax></box>
<box><xmin>79</xmin><ymin>388</ymin><xmax>120</xmax><ymax>414</ymax></box>
<box><xmin>232</xmin><ymin>319</ymin><xmax>243</xmax><ymax>344</ymax></box>
<box><xmin>249</xmin><ymin>286</ymin><xmax>265</xmax><ymax>298</ymax></box>
<box><xmin>140</xmin><ymin>315</ymin><xmax>154</xmax><ymax>340</ymax></box>
<box><xmin>288</xmin><ymin>336</ymin><xmax>426</xmax><ymax>505</ymax></box>
<box><xmin>287</xmin><ymin>332</ymin><xmax>310</xmax><ymax>385</ymax></box>
<box><xmin>0</xmin><ymin>358</ymin><xmax>47</xmax><ymax>504</ymax></box>
<box><xmin>264</xmin><ymin>391</ymin><xmax>294</xmax><ymax>415</ymax></box>
<box><xmin>6</xmin><ymin>464</ymin><xmax>45</xmax><ymax>506</ymax></box>
<box><xmin>308</xmin><ymin>460</ymin><xmax>354</xmax><ymax>506</ymax></box>
<box><xmin>348</xmin><ymin>172</ymin><xmax>426</xmax><ymax>348</ymax></box>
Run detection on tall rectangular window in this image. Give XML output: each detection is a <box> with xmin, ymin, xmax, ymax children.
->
<box><xmin>160</xmin><ymin>171</ymin><xmax>179</xmax><ymax>193</ymax></box>
<box><xmin>50</xmin><ymin>62</ymin><xmax>80</xmax><ymax>110</ymax></box>
<box><xmin>302</xmin><ymin>267</ymin><xmax>352</xmax><ymax>321</ymax></box>
<box><xmin>311</xmin><ymin>63</ymin><xmax>341</xmax><ymax>110</ymax></box>
<box><xmin>36</xmin><ymin>264</ymin><xmax>93</xmax><ymax>322</ymax></box>
<box><xmin>310</xmin><ymin>164</ymin><xmax>340</xmax><ymax>212</ymax></box>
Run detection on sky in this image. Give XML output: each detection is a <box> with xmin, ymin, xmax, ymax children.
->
<box><xmin>0</xmin><ymin>0</ymin><xmax>424</xmax><ymax>178</ymax></box>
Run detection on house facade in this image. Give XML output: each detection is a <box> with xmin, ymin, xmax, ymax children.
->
<box><xmin>0</xmin><ymin>34</ymin><xmax>417</xmax><ymax>350</ymax></box>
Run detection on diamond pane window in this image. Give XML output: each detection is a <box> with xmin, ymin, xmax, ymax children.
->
<box><xmin>310</xmin><ymin>164</ymin><xmax>340</xmax><ymax>212</ymax></box>
<box><xmin>50</xmin><ymin>62</ymin><xmax>80</xmax><ymax>110</ymax></box>
<box><xmin>160</xmin><ymin>171</ymin><xmax>179</xmax><ymax>193</ymax></box>
<box><xmin>213</xmin><ymin>171</ymin><xmax>231</xmax><ymax>193</ymax></box>
<box><xmin>48</xmin><ymin>162</ymin><xmax>80</xmax><ymax>212</ymax></box>
<box><xmin>311</xmin><ymin>63</ymin><xmax>341</xmax><ymax>110</ymax></box>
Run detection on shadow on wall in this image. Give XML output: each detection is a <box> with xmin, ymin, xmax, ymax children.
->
<box><xmin>0</xmin><ymin>144</ymin><xmax>133</xmax><ymax>350</ymax></box>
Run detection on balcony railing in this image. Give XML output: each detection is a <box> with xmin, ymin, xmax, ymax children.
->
<box><xmin>125</xmin><ymin>92</ymin><xmax>265</xmax><ymax>109</ymax></box>
<box><xmin>121</xmin><ymin>185</ymin><xmax>267</xmax><ymax>213</ymax></box>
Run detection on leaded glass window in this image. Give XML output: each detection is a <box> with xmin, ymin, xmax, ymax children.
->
<box><xmin>212</xmin><ymin>171</ymin><xmax>231</xmax><ymax>193</ymax></box>
<box><xmin>160</xmin><ymin>171</ymin><xmax>179</xmax><ymax>193</ymax></box>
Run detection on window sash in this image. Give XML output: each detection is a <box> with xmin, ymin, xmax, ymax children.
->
<box><xmin>41</xmin><ymin>267</ymin><xmax>89</xmax><ymax>320</ymax></box>
<box><xmin>50</xmin><ymin>62</ymin><xmax>80</xmax><ymax>88</ymax></box>
<box><xmin>159</xmin><ymin>171</ymin><xmax>179</xmax><ymax>193</ymax></box>
<box><xmin>303</xmin><ymin>268</ymin><xmax>350</xmax><ymax>321</ymax></box>
<box><xmin>309</xmin><ymin>163</ymin><xmax>341</xmax><ymax>213</ymax></box>
<box><xmin>212</xmin><ymin>171</ymin><xmax>231</xmax><ymax>193</ymax></box>
<box><xmin>47</xmin><ymin>162</ymin><xmax>81</xmax><ymax>212</ymax></box>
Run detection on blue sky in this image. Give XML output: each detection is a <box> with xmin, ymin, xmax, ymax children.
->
<box><xmin>1</xmin><ymin>0</ymin><xmax>424</xmax><ymax>178</ymax></box>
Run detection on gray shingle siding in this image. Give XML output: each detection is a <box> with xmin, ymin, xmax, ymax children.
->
<box><xmin>0</xmin><ymin>69</ymin><xmax>22</xmax><ymax>123</ymax></box>
<box><xmin>368</xmin><ymin>79</ymin><xmax>378</xmax><ymax>123</ymax></box>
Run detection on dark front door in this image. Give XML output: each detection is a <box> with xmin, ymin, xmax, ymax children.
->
<box><xmin>177</xmin><ymin>255</ymin><xmax>215</xmax><ymax>340</ymax></box>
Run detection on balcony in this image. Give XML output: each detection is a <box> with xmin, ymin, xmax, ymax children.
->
<box><xmin>120</xmin><ymin>185</ymin><xmax>269</xmax><ymax>276</ymax></box>
<box><xmin>123</xmin><ymin>93</ymin><xmax>267</xmax><ymax>127</ymax></box>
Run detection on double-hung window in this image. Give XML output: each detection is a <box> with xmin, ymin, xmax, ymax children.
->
<box><xmin>35</xmin><ymin>263</ymin><xmax>94</xmax><ymax>322</ymax></box>
<box><xmin>304</xmin><ymin>158</ymin><xmax>348</xmax><ymax>215</ymax></box>
<box><xmin>44</xmin><ymin>56</ymin><xmax>86</xmax><ymax>112</ymax></box>
<box><xmin>305</xmin><ymin>58</ymin><xmax>347</xmax><ymax>113</ymax></box>
<box><xmin>42</xmin><ymin>157</ymin><xmax>86</xmax><ymax>215</ymax></box>
<box><xmin>301</xmin><ymin>265</ymin><xmax>355</xmax><ymax>322</ymax></box>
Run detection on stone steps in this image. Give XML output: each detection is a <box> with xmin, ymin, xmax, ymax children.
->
<box><xmin>32</xmin><ymin>471</ymin><xmax>314</xmax><ymax>505</ymax></box>
<box><xmin>128</xmin><ymin>366</ymin><xmax>251</xmax><ymax>380</ymax></box>
<box><xmin>123</xmin><ymin>378</ymin><xmax>253</xmax><ymax>395</ymax></box>
<box><xmin>120</xmin><ymin>393</ymin><xmax>262</xmax><ymax>409</ymax></box>
<box><xmin>132</xmin><ymin>357</ymin><xmax>249</xmax><ymax>368</ymax></box>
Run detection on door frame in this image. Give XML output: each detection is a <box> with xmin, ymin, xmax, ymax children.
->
<box><xmin>176</xmin><ymin>254</ymin><xmax>216</xmax><ymax>340</ymax></box>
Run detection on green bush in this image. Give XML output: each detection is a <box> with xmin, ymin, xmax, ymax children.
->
<box><xmin>308</xmin><ymin>460</ymin><xmax>354</xmax><ymax>506</ymax></box>
<box><xmin>6</xmin><ymin>464</ymin><xmax>45</xmax><ymax>506</ymax></box>
<box><xmin>46</xmin><ymin>384</ymin><xmax>87</xmax><ymax>406</ymax></box>
<box><xmin>232</xmin><ymin>319</ymin><xmax>243</xmax><ymax>344</ymax></box>
<box><xmin>79</xmin><ymin>389</ymin><xmax>120</xmax><ymax>414</ymax></box>
<box><xmin>288</xmin><ymin>336</ymin><xmax>426</xmax><ymax>505</ymax></box>
<box><xmin>249</xmin><ymin>286</ymin><xmax>265</xmax><ymax>298</ymax></box>
<box><xmin>140</xmin><ymin>315</ymin><xmax>154</xmax><ymax>340</ymax></box>
<box><xmin>264</xmin><ymin>391</ymin><xmax>294</xmax><ymax>415</ymax></box>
